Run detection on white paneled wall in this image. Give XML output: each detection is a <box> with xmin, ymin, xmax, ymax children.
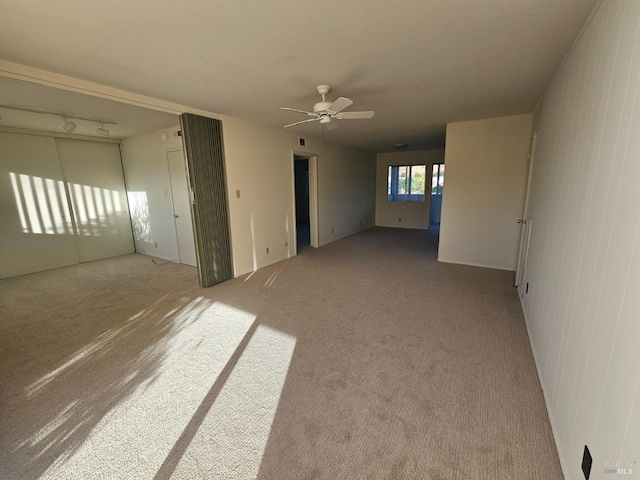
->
<box><xmin>523</xmin><ymin>0</ymin><xmax>640</xmax><ymax>477</ymax></box>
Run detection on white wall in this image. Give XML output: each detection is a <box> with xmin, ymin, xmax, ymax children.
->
<box><xmin>222</xmin><ymin>116</ymin><xmax>376</xmax><ymax>277</ymax></box>
<box><xmin>222</xmin><ymin>116</ymin><xmax>293</xmax><ymax>276</ymax></box>
<box><xmin>438</xmin><ymin>114</ymin><xmax>532</xmax><ymax>270</ymax></box>
<box><xmin>121</xmin><ymin>118</ymin><xmax>375</xmax><ymax>278</ymax></box>
<box><xmin>522</xmin><ymin>1</ymin><xmax>640</xmax><ymax>477</ymax></box>
<box><xmin>120</xmin><ymin>126</ymin><xmax>183</xmax><ymax>261</ymax></box>
<box><xmin>375</xmin><ymin>149</ymin><xmax>445</xmax><ymax>229</ymax></box>
<box><xmin>312</xmin><ymin>139</ymin><xmax>376</xmax><ymax>246</ymax></box>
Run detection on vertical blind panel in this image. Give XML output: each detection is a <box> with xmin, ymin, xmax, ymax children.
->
<box><xmin>180</xmin><ymin>114</ymin><xmax>232</xmax><ymax>287</ymax></box>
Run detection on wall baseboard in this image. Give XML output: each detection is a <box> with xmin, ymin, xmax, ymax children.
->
<box><xmin>519</xmin><ymin>296</ymin><xmax>570</xmax><ymax>480</ymax></box>
<box><xmin>233</xmin><ymin>254</ymin><xmax>289</xmax><ymax>279</ymax></box>
<box><xmin>137</xmin><ymin>251</ymin><xmax>176</xmax><ymax>263</ymax></box>
<box><xmin>437</xmin><ymin>256</ymin><xmax>515</xmax><ymax>272</ymax></box>
<box><xmin>320</xmin><ymin>224</ymin><xmax>373</xmax><ymax>247</ymax></box>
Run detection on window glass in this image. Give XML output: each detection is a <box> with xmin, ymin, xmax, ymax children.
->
<box><xmin>431</xmin><ymin>164</ymin><xmax>445</xmax><ymax>195</ymax></box>
<box><xmin>410</xmin><ymin>165</ymin><xmax>425</xmax><ymax>195</ymax></box>
<box><xmin>387</xmin><ymin>164</ymin><xmax>426</xmax><ymax>202</ymax></box>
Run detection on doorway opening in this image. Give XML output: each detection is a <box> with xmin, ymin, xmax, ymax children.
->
<box><xmin>430</xmin><ymin>163</ymin><xmax>445</xmax><ymax>230</ymax></box>
<box><xmin>292</xmin><ymin>153</ymin><xmax>319</xmax><ymax>253</ymax></box>
<box><xmin>294</xmin><ymin>156</ymin><xmax>310</xmax><ymax>251</ymax></box>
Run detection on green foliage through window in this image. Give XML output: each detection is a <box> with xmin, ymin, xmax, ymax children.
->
<box><xmin>431</xmin><ymin>164</ymin><xmax>445</xmax><ymax>195</ymax></box>
<box><xmin>388</xmin><ymin>165</ymin><xmax>426</xmax><ymax>202</ymax></box>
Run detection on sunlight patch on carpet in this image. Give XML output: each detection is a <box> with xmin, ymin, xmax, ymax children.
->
<box><xmin>171</xmin><ymin>324</ymin><xmax>296</xmax><ymax>479</ymax></box>
<box><xmin>38</xmin><ymin>301</ymin><xmax>255</xmax><ymax>479</ymax></box>
<box><xmin>25</xmin><ymin>294</ymin><xmax>176</xmax><ymax>397</ymax></box>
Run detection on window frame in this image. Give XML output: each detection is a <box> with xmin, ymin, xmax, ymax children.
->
<box><xmin>431</xmin><ymin>163</ymin><xmax>445</xmax><ymax>196</ymax></box>
<box><xmin>387</xmin><ymin>164</ymin><xmax>427</xmax><ymax>203</ymax></box>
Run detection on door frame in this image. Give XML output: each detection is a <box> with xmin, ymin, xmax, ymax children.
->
<box><xmin>516</xmin><ymin>131</ymin><xmax>538</xmax><ymax>290</ymax></box>
<box><xmin>166</xmin><ymin>147</ymin><xmax>196</xmax><ymax>266</ymax></box>
<box><xmin>291</xmin><ymin>152</ymin><xmax>319</xmax><ymax>254</ymax></box>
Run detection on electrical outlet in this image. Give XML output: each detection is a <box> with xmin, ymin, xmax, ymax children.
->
<box><xmin>236</xmin><ymin>190</ymin><xmax>241</xmax><ymax>198</ymax></box>
<box><xmin>582</xmin><ymin>446</ymin><xmax>592</xmax><ymax>479</ymax></box>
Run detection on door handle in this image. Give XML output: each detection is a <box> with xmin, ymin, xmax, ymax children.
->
<box><xmin>174</xmin><ymin>215</ymin><xmax>179</xmax><ymax>219</ymax></box>
<box><xmin>517</xmin><ymin>219</ymin><xmax>526</xmax><ymax>224</ymax></box>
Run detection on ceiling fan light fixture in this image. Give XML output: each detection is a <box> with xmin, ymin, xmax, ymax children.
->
<box><xmin>320</xmin><ymin>116</ymin><xmax>331</xmax><ymax>124</ymax></box>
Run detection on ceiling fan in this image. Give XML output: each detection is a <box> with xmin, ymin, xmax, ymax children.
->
<box><xmin>281</xmin><ymin>85</ymin><xmax>374</xmax><ymax>129</ymax></box>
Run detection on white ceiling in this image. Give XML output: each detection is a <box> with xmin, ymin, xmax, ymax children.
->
<box><xmin>0</xmin><ymin>0</ymin><xmax>597</xmax><ymax>152</ymax></box>
<box><xmin>0</xmin><ymin>77</ymin><xmax>178</xmax><ymax>138</ymax></box>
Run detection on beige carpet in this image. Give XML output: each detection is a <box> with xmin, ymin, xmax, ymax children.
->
<box><xmin>0</xmin><ymin>227</ymin><xmax>563</xmax><ymax>479</ymax></box>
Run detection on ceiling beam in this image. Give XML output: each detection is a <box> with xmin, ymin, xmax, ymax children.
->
<box><xmin>0</xmin><ymin>59</ymin><xmax>221</xmax><ymax>120</ymax></box>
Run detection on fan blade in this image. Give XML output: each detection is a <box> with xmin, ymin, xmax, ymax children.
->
<box><xmin>328</xmin><ymin>97</ymin><xmax>353</xmax><ymax>113</ymax></box>
<box><xmin>281</xmin><ymin>107</ymin><xmax>316</xmax><ymax>116</ymax></box>
<box><xmin>336</xmin><ymin>111</ymin><xmax>375</xmax><ymax>119</ymax></box>
<box><xmin>327</xmin><ymin>121</ymin><xmax>340</xmax><ymax>130</ymax></box>
<box><xmin>284</xmin><ymin>117</ymin><xmax>319</xmax><ymax>128</ymax></box>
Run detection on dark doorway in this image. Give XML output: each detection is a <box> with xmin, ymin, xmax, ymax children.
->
<box><xmin>294</xmin><ymin>155</ymin><xmax>310</xmax><ymax>251</ymax></box>
<box><xmin>430</xmin><ymin>163</ymin><xmax>445</xmax><ymax>231</ymax></box>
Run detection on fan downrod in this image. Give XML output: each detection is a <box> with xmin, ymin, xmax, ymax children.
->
<box><xmin>316</xmin><ymin>85</ymin><xmax>330</xmax><ymax>101</ymax></box>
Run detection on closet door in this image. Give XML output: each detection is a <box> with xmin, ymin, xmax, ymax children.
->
<box><xmin>0</xmin><ymin>132</ymin><xmax>79</xmax><ymax>278</ymax></box>
<box><xmin>56</xmin><ymin>139</ymin><xmax>134</xmax><ymax>263</ymax></box>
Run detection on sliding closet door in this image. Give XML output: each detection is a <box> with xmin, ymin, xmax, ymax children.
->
<box><xmin>55</xmin><ymin>139</ymin><xmax>134</xmax><ymax>263</ymax></box>
<box><xmin>0</xmin><ymin>132</ymin><xmax>79</xmax><ymax>278</ymax></box>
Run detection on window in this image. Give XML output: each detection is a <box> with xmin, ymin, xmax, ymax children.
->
<box><xmin>431</xmin><ymin>163</ymin><xmax>444</xmax><ymax>195</ymax></box>
<box><xmin>387</xmin><ymin>165</ymin><xmax>426</xmax><ymax>202</ymax></box>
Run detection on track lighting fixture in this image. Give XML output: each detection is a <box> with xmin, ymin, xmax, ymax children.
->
<box><xmin>96</xmin><ymin>123</ymin><xmax>110</xmax><ymax>137</ymax></box>
<box><xmin>0</xmin><ymin>105</ymin><xmax>116</xmax><ymax>137</ymax></box>
<box><xmin>62</xmin><ymin>117</ymin><xmax>77</xmax><ymax>133</ymax></box>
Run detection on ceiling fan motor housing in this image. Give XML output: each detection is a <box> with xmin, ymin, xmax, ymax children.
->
<box><xmin>313</xmin><ymin>101</ymin><xmax>333</xmax><ymax>114</ymax></box>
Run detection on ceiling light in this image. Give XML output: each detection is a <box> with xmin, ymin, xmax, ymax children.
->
<box><xmin>96</xmin><ymin>123</ymin><xmax>110</xmax><ymax>137</ymax></box>
<box><xmin>392</xmin><ymin>143</ymin><xmax>408</xmax><ymax>150</ymax></box>
<box><xmin>0</xmin><ymin>105</ymin><xmax>117</xmax><ymax>137</ymax></box>
<box><xmin>62</xmin><ymin>117</ymin><xmax>76</xmax><ymax>133</ymax></box>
